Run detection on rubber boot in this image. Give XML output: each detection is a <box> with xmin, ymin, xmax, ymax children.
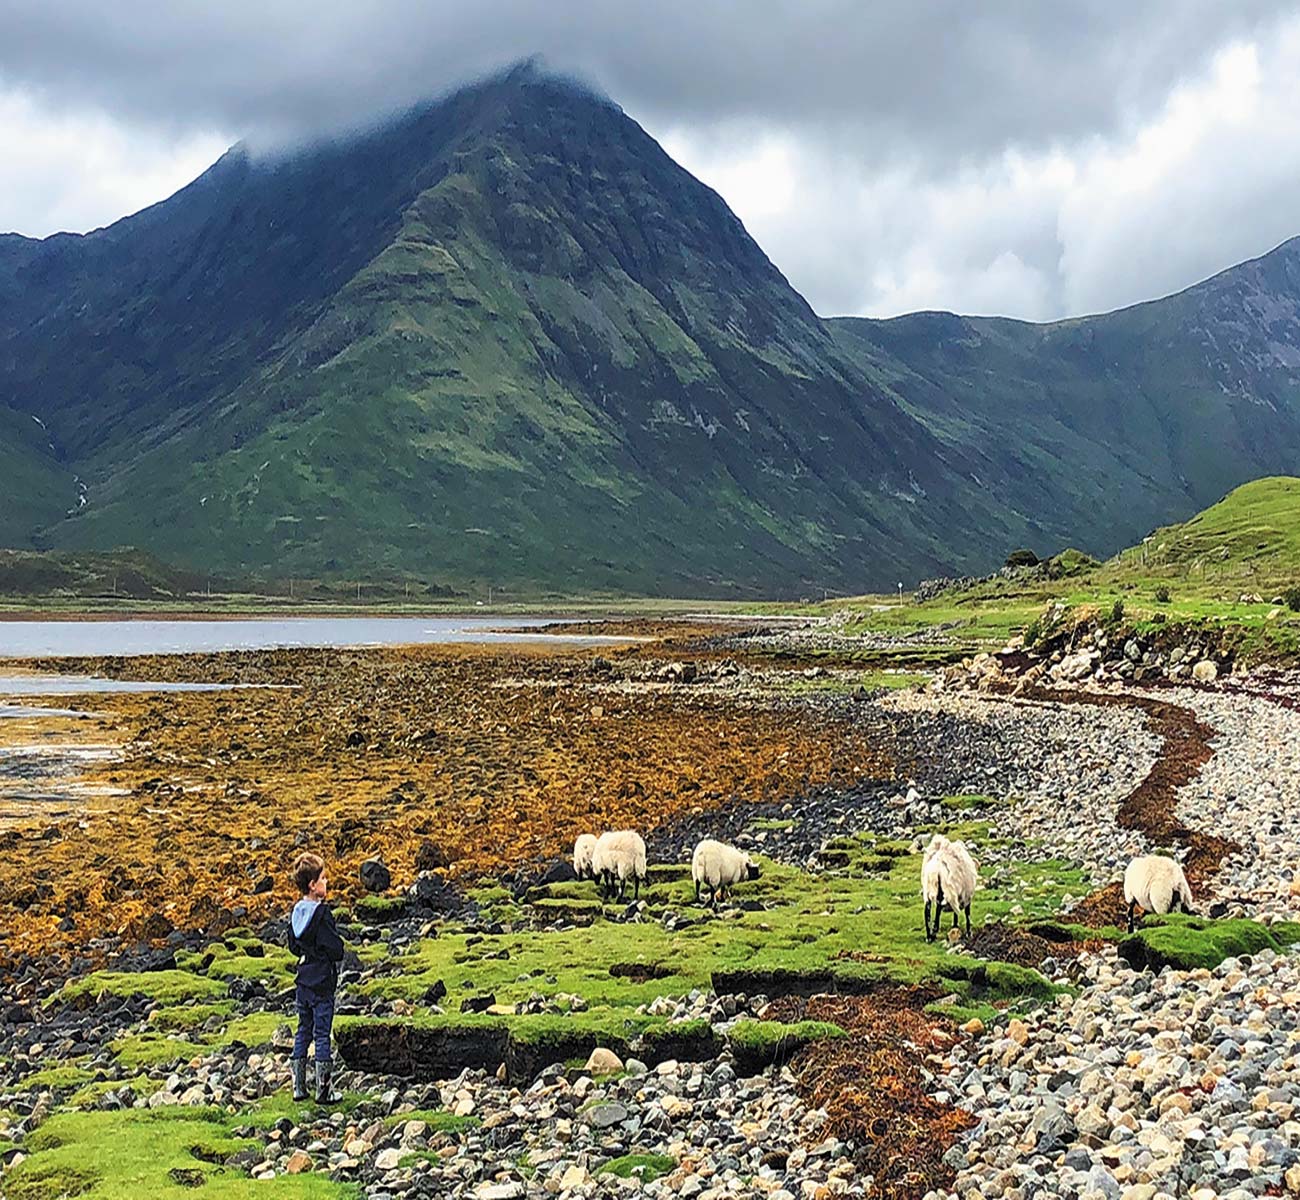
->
<box><xmin>315</xmin><ymin>1059</ymin><xmax>341</xmax><ymax>1104</ymax></box>
<box><xmin>290</xmin><ymin>1058</ymin><xmax>309</xmax><ymax>1102</ymax></box>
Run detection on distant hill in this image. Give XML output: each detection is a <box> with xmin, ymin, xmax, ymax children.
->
<box><xmin>1103</xmin><ymin>477</ymin><xmax>1300</xmax><ymax>586</ymax></box>
<box><xmin>4</xmin><ymin>62</ymin><xmax>1300</xmax><ymax>595</ymax></box>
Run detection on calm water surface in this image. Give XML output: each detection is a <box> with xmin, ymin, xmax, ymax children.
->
<box><xmin>0</xmin><ymin>616</ymin><xmax>627</xmax><ymax>659</ymax></box>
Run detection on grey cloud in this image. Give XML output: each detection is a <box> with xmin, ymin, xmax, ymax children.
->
<box><xmin>4</xmin><ymin>1</ymin><xmax>1300</xmax><ymax>321</ymax></box>
<box><xmin>1</xmin><ymin>0</ymin><xmax>1293</xmax><ymax>158</ymax></box>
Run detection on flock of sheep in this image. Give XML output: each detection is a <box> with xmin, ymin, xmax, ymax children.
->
<box><xmin>920</xmin><ymin>834</ymin><xmax>1196</xmax><ymax>940</ymax></box>
<box><xmin>572</xmin><ymin>831</ymin><xmax>759</xmax><ymax>907</ymax></box>
<box><xmin>572</xmin><ymin>827</ymin><xmax>1196</xmax><ymax>936</ymax></box>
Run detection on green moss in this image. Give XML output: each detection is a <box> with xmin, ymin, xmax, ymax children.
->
<box><xmin>361</xmin><ymin>842</ymin><xmax>1069</xmax><ymax>1019</ymax></box>
<box><xmin>57</xmin><ymin>971</ymin><xmax>225</xmax><ymax>1008</ymax></box>
<box><xmin>379</xmin><ymin>1109</ymin><xmax>481</xmax><ymax>1134</ymax></box>
<box><xmin>598</xmin><ymin>1153</ymin><xmax>676</xmax><ymax>1181</ymax></box>
<box><xmin>177</xmin><ymin>940</ymin><xmax>295</xmax><ymax>985</ymax></box>
<box><xmin>236</xmin><ymin>1093</ymin><xmax>366</xmax><ymax>1128</ymax></box>
<box><xmin>19</xmin><ymin>1065</ymin><xmax>96</xmax><ymax>1091</ymax></box>
<box><xmin>727</xmin><ymin>1019</ymin><xmax>847</xmax><ymax>1053</ymax></box>
<box><xmin>219</xmin><ymin>1012</ymin><xmax>283</xmax><ymax>1048</ymax></box>
<box><xmin>150</xmin><ymin>1003</ymin><xmax>234</xmax><ymax>1031</ymax></box>
<box><xmin>353</xmin><ymin>895</ymin><xmax>409</xmax><ymax>922</ymax></box>
<box><xmin>940</xmin><ymin>794</ymin><xmax>1000</xmax><ymax>811</ymax></box>
<box><xmin>751</xmin><ymin>818</ymin><xmax>796</xmax><ymax>832</ymax></box>
<box><xmin>109</xmin><ymin>1032</ymin><xmax>208</xmax><ymax>1069</ymax></box>
<box><xmin>68</xmin><ymin>1076</ymin><xmax>161</xmax><ymax>1108</ymax></box>
<box><xmin>727</xmin><ymin>1020</ymin><xmax>846</xmax><ymax>1073</ymax></box>
<box><xmin>5</xmin><ymin>1109</ymin><xmax>356</xmax><ymax>1199</ymax></box>
<box><xmin>1119</xmin><ymin>916</ymin><xmax>1300</xmax><ymax>972</ymax></box>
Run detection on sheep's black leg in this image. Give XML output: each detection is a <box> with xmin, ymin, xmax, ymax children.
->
<box><xmin>695</xmin><ymin>879</ymin><xmax>701</xmax><ymax>903</ymax></box>
<box><xmin>633</xmin><ymin>875</ymin><xmax>641</xmax><ymax>902</ymax></box>
<box><xmin>1127</xmin><ymin>899</ymin><xmax>1137</xmax><ymax>934</ymax></box>
<box><xmin>925</xmin><ymin>899</ymin><xmax>934</xmax><ymax>942</ymax></box>
<box><xmin>710</xmin><ymin>885</ymin><xmax>718</xmax><ymax>910</ymax></box>
<box><xmin>964</xmin><ymin>904</ymin><xmax>971</xmax><ymax>937</ymax></box>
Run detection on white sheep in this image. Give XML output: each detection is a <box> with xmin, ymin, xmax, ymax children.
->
<box><xmin>592</xmin><ymin>830</ymin><xmax>648</xmax><ymax>901</ymax></box>
<box><xmin>921</xmin><ymin>834</ymin><xmax>979</xmax><ymax>941</ymax></box>
<box><xmin>691</xmin><ymin>838</ymin><xmax>761</xmax><ymax>907</ymax></box>
<box><xmin>572</xmin><ymin>833</ymin><xmax>598</xmax><ymax>881</ymax></box>
<box><xmin>1123</xmin><ymin>854</ymin><xmax>1194</xmax><ymax>932</ymax></box>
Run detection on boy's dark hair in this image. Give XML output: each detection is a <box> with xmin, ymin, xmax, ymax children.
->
<box><xmin>294</xmin><ymin>852</ymin><xmax>326</xmax><ymax>895</ymax></box>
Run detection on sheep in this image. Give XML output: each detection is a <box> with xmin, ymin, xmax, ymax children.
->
<box><xmin>592</xmin><ymin>830</ymin><xmax>647</xmax><ymax>901</ymax></box>
<box><xmin>921</xmin><ymin>834</ymin><xmax>979</xmax><ymax>941</ymax></box>
<box><xmin>691</xmin><ymin>838</ymin><xmax>761</xmax><ymax>908</ymax></box>
<box><xmin>1123</xmin><ymin>854</ymin><xmax>1194</xmax><ymax>932</ymax></box>
<box><xmin>572</xmin><ymin>833</ymin><xmax>598</xmax><ymax>881</ymax></box>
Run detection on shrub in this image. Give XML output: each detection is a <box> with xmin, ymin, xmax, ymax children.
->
<box><xmin>1107</xmin><ymin>599</ymin><xmax>1125</xmax><ymax>626</ymax></box>
<box><xmin>1285</xmin><ymin>586</ymin><xmax>1300</xmax><ymax>612</ymax></box>
<box><xmin>1004</xmin><ymin>548</ymin><xmax>1040</xmax><ymax>568</ymax></box>
<box><xmin>1154</xmin><ymin>585</ymin><xmax>1170</xmax><ymax>604</ymax></box>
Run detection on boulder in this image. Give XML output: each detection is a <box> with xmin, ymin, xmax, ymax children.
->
<box><xmin>584</xmin><ymin>1047</ymin><xmax>624</xmax><ymax>1075</ymax></box>
<box><xmin>360</xmin><ymin>859</ymin><xmax>391</xmax><ymax>893</ymax></box>
<box><xmin>1192</xmin><ymin>660</ymin><xmax>1219</xmax><ymax>684</ymax></box>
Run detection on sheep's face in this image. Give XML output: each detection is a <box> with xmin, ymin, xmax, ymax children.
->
<box><xmin>925</xmin><ymin>835</ymin><xmax>950</xmax><ymax>856</ymax></box>
<box><xmin>744</xmin><ymin>855</ymin><xmax>761</xmax><ymax>881</ymax></box>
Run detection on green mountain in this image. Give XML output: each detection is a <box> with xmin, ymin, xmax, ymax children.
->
<box><xmin>832</xmin><ymin>242</ymin><xmax>1300</xmax><ymax>566</ymax></box>
<box><xmin>2</xmin><ymin>62</ymin><xmax>1299</xmax><ymax>595</ymax></box>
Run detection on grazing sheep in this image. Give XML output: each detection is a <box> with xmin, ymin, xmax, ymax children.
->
<box><xmin>572</xmin><ymin>833</ymin><xmax>598</xmax><ymax>881</ymax></box>
<box><xmin>1123</xmin><ymin>854</ymin><xmax>1194</xmax><ymax>932</ymax></box>
<box><xmin>592</xmin><ymin>830</ymin><xmax>647</xmax><ymax>901</ymax></box>
<box><xmin>691</xmin><ymin>838</ymin><xmax>761</xmax><ymax>907</ymax></box>
<box><xmin>921</xmin><ymin>834</ymin><xmax>979</xmax><ymax>941</ymax></box>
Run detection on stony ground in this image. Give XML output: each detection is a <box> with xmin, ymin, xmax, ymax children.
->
<box><xmin>6</xmin><ymin>634</ymin><xmax>1300</xmax><ymax>1199</ymax></box>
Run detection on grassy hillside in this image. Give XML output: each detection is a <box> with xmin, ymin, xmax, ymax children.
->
<box><xmin>782</xmin><ymin>478</ymin><xmax>1300</xmax><ymax>664</ymax></box>
<box><xmin>1104</xmin><ymin>476</ymin><xmax>1300</xmax><ymax>587</ymax></box>
<box><xmin>0</xmin><ymin>405</ymin><xmax>71</xmax><ymax>546</ymax></box>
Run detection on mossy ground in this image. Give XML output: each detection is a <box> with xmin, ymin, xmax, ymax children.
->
<box><xmin>597</xmin><ymin>1152</ymin><xmax>676</xmax><ymax>1181</ymax></box>
<box><xmin>1119</xmin><ymin>915</ymin><xmax>1300</xmax><ymax>971</ymax></box>
<box><xmin>344</xmin><ymin>826</ymin><xmax>1077</xmax><ymax>1055</ymax></box>
<box><xmin>3</xmin><ymin>1109</ymin><xmax>356</xmax><ymax>1199</ymax></box>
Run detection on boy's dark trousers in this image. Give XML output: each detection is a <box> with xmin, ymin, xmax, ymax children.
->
<box><xmin>293</xmin><ymin>982</ymin><xmax>334</xmax><ymax>1062</ymax></box>
<box><xmin>291</xmin><ymin>982</ymin><xmax>337</xmax><ymax>1100</ymax></box>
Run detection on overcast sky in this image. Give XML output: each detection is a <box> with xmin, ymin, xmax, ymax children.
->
<box><xmin>3</xmin><ymin>1</ymin><xmax>1300</xmax><ymax>321</ymax></box>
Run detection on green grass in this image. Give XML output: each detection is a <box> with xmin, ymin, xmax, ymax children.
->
<box><xmin>176</xmin><ymin>937</ymin><xmax>296</xmax><ymax>985</ymax></box>
<box><xmin>353</xmin><ymin>895</ymin><xmax>409</xmax><ymax>922</ymax></box>
<box><xmin>727</xmin><ymin>1019</ymin><xmax>847</xmax><ymax>1062</ymax></box>
<box><xmin>109</xmin><ymin>1033</ymin><xmax>208</xmax><ymax>1069</ymax></box>
<box><xmin>68</xmin><ymin>1075</ymin><xmax>162</xmax><ymax>1108</ymax></box>
<box><xmin>150</xmin><ymin>1003</ymin><xmax>235</xmax><ymax>1031</ymax></box>
<box><xmin>1119</xmin><ymin>916</ymin><xmax>1300</xmax><ymax>972</ymax></box>
<box><xmin>939</xmin><ymin>794</ymin><xmax>1003</xmax><ymax>811</ymax></box>
<box><xmin>19</xmin><ymin>1064</ymin><xmax>95</xmax><ymax>1091</ymax></box>
<box><xmin>3</xmin><ymin>1109</ymin><xmax>356</xmax><ymax>1199</ymax></box>
<box><xmin>57</xmin><ymin>971</ymin><xmax>226</xmax><ymax>1008</ymax></box>
<box><xmin>598</xmin><ymin>1153</ymin><xmax>676</xmax><ymax>1181</ymax></box>
<box><xmin>358</xmin><ymin>832</ymin><xmax>1072</xmax><ymax>1020</ymax></box>
<box><xmin>379</xmin><ymin>1109</ymin><xmax>481</xmax><ymax>1134</ymax></box>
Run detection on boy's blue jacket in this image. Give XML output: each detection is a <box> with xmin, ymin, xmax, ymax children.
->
<box><xmin>288</xmin><ymin>898</ymin><xmax>344</xmax><ymax>993</ymax></box>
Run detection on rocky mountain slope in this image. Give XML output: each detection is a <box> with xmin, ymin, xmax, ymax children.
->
<box><xmin>3</xmin><ymin>62</ymin><xmax>1300</xmax><ymax>594</ymax></box>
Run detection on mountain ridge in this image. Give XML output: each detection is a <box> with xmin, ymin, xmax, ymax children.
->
<box><xmin>2</xmin><ymin>63</ymin><xmax>1298</xmax><ymax>595</ymax></box>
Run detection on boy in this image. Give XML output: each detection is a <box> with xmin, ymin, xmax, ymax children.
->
<box><xmin>288</xmin><ymin>851</ymin><xmax>345</xmax><ymax>1103</ymax></box>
